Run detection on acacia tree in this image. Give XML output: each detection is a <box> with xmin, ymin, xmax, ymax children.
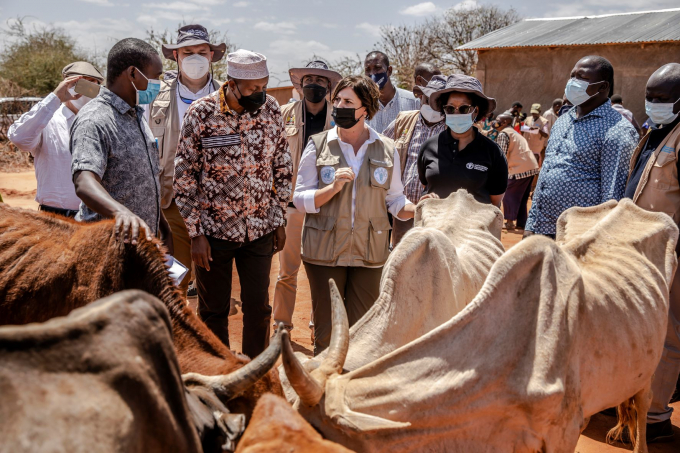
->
<box><xmin>145</xmin><ymin>25</ymin><xmax>235</xmax><ymax>81</ymax></box>
<box><xmin>375</xmin><ymin>5</ymin><xmax>520</xmax><ymax>82</ymax></box>
<box><xmin>0</xmin><ymin>18</ymin><xmax>95</xmax><ymax>95</ymax></box>
<box><xmin>426</xmin><ymin>5</ymin><xmax>520</xmax><ymax>75</ymax></box>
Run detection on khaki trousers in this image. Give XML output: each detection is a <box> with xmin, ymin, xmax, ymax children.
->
<box><xmin>304</xmin><ymin>262</ymin><xmax>382</xmax><ymax>356</ymax></box>
<box><xmin>648</xmin><ymin>270</ymin><xmax>680</xmax><ymax>423</ymax></box>
<box><xmin>163</xmin><ymin>200</ymin><xmax>193</xmax><ymax>294</ymax></box>
<box><xmin>272</xmin><ymin>206</ymin><xmax>305</xmax><ymax>328</ymax></box>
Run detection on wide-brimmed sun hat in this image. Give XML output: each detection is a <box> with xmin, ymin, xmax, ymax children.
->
<box><xmin>289</xmin><ymin>60</ymin><xmax>342</xmax><ymax>94</ymax></box>
<box><xmin>413</xmin><ymin>74</ymin><xmax>447</xmax><ymax>99</ymax></box>
<box><xmin>428</xmin><ymin>74</ymin><xmax>496</xmax><ymax>119</ymax></box>
<box><xmin>162</xmin><ymin>24</ymin><xmax>227</xmax><ymax>62</ymax></box>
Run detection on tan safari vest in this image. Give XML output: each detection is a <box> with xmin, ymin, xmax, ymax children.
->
<box><xmin>149</xmin><ymin>77</ymin><xmax>222</xmax><ymax>209</ymax></box>
<box><xmin>392</xmin><ymin>110</ymin><xmax>420</xmax><ymax>180</ymax></box>
<box><xmin>502</xmin><ymin>126</ymin><xmax>539</xmax><ymax>177</ymax></box>
<box><xmin>628</xmin><ymin>122</ymin><xmax>680</xmax><ymax>224</ymax></box>
<box><xmin>301</xmin><ymin>130</ymin><xmax>395</xmax><ymax>267</ymax></box>
<box><xmin>280</xmin><ymin>99</ymin><xmax>334</xmax><ymax>197</ymax></box>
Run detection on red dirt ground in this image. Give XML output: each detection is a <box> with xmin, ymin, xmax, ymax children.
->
<box><xmin>2</xmin><ymin>171</ymin><xmax>678</xmax><ymax>452</ymax></box>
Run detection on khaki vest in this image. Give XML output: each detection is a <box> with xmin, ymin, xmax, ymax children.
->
<box><xmin>392</xmin><ymin>110</ymin><xmax>420</xmax><ymax>180</ymax></box>
<box><xmin>502</xmin><ymin>126</ymin><xmax>539</xmax><ymax>177</ymax></box>
<box><xmin>149</xmin><ymin>77</ymin><xmax>222</xmax><ymax>209</ymax></box>
<box><xmin>301</xmin><ymin>130</ymin><xmax>395</xmax><ymax>267</ymax></box>
<box><xmin>628</xmin><ymin>122</ymin><xmax>680</xmax><ymax>224</ymax></box>
<box><xmin>280</xmin><ymin>99</ymin><xmax>334</xmax><ymax>197</ymax></box>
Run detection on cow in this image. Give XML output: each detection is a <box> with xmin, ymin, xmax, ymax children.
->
<box><xmin>0</xmin><ymin>290</ymin><xmax>253</xmax><ymax>452</ymax></box>
<box><xmin>0</xmin><ymin>205</ymin><xmax>283</xmax><ymax>419</ymax></box>
<box><xmin>281</xmin><ymin>199</ymin><xmax>677</xmax><ymax>453</ymax></box>
<box><xmin>280</xmin><ymin>191</ymin><xmax>503</xmax><ymax>404</ymax></box>
<box><xmin>234</xmin><ymin>392</ymin><xmax>354</xmax><ymax>453</ymax></box>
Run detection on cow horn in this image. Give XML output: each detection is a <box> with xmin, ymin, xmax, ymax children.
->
<box><xmin>282</xmin><ymin>279</ymin><xmax>349</xmax><ymax>406</ymax></box>
<box><xmin>281</xmin><ymin>329</ymin><xmax>324</xmax><ymax>406</ymax></box>
<box><xmin>182</xmin><ymin>326</ymin><xmax>283</xmax><ymax>400</ymax></box>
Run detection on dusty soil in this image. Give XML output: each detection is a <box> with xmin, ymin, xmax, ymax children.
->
<box><xmin>3</xmin><ymin>171</ymin><xmax>678</xmax><ymax>452</ymax></box>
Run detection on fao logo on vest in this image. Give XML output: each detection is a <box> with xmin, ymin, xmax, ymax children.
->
<box><xmin>466</xmin><ymin>162</ymin><xmax>488</xmax><ymax>172</ymax></box>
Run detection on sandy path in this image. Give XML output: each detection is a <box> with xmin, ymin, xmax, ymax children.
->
<box><xmin>2</xmin><ymin>170</ymin><xmax>678</xmax><ymax>451</ymax></box>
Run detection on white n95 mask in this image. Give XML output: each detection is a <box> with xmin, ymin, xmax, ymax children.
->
<box><xmin>180</xmin><ymin>54</ymin><xmax>210</xmax><ymax>80</ymax></box>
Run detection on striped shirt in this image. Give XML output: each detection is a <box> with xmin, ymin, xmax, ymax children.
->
<box><xmin>367</xmin><ymin>88</ymin><xmax>419</xmax><ymax>134</ymax></box>
<box><xmin>383</xmin><ymin>114</ymin><xmax>446</xmax><ymax>203</ymax></box>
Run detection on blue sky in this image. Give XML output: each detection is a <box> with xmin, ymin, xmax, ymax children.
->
<box><xmin>1</xmin><ymin>0</ymin><xmax>678</xmax><ymax>86</ymax></box>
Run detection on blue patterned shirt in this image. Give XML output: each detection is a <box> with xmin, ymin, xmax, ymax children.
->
<box><xmin>526</xmin><ymin>100</ymin><xmax>638</xmax><ymax>235</ymax></box>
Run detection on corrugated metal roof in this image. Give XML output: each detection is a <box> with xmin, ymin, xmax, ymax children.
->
<box><xmin>457</xmin><ymin>8</ymin><xmax>680</xmax><ymax>51</ymax></box>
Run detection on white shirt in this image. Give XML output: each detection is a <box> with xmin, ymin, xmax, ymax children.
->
<box><xmin>8</xmin><ymin>93</ymin><xmax>81</xmax><ymax>210</ymax></box>
<box><xmin>612</xmin><ymin>103</ymin><xmax>635</xmax><ymax>125</ymax></box>
<box><xmin>293</xmin><ymin>126</ymin><xmax>412</xmax><ymax>225</ymax></box>
<box><xmin>175</xmin><ymin>76</ymin><xmax>214</xmax><ymax>126</ymax></box>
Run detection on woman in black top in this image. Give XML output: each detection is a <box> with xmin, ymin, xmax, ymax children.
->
<box><xmin>418</xmin><ymin>74</ymin><xmax>508</xmax><ymax>206</ymax></box>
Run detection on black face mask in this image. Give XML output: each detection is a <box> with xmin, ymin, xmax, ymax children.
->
<box><xmin>302</xmin><ymin>83</ymin><xmax>327</xmax><ymax>104</ymax></box>
<box><xmin>235</xmin><ymin>82</ymin><xmax>266</xmax><ymax>113</ymax></box>
<box><xmin>332</xmin><ymin>106</ymin><xmax>362</xmax><ymax>129</ymax></box>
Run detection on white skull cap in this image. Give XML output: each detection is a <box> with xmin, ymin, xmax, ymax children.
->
<box><xmin>227</xmin><ymin>49</ymin><xmax>269</xmax><ymax>80</ymax></box>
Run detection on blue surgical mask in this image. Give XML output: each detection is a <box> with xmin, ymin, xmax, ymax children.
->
<box><xmin>645</xmin><ymin>99</ymin><xmax>680</xmax><ymax>125</ymax></box>
<box><xmin>564</xmin><ymin>78</ymin><xmax>602</xmax><ymax>106</ymax></box>
<box><xmin>446</xmin><ymin>113</ymin><xmax>475</xmax><ymax>134</ymax></box>
<box><xmin>131</xmin><ymin>67</ymin><xmax>161</xmax><ymax>105</ymax></box>
<box><xmin>370</xmin><ymin>72</ymin><xmax>388</xmax><ymax>90</ymax></box>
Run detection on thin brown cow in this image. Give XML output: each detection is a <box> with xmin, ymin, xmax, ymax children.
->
<box><xmin>0</xmin><ymin>205</ymin><xmax>284</xmax><ymax>418</ymax></box>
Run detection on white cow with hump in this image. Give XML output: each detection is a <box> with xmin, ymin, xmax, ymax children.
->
<box><xmin>281</xmin><ymin>199</ymin><xmax>677</xmax><ymax>453</ymax></box>
<box><xmin>281</xmin><ymin>191</ymin><xmax>504</xmax><ymax>401</ymax></box>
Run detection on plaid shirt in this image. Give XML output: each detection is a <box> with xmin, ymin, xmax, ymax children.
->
<box><xmin>367</xmin><ymin>88</ymin><xmax>419</xmax><ymax>134</ymax></box>
<box><xmin>173</xmin><ymin>85</ymin><xmax>292</xmax><ymax>242</ymax></box>
<box><xmin>383</xmin><ymin>114</ymin><xmax>446</xmax><ymax>203</ymax></box>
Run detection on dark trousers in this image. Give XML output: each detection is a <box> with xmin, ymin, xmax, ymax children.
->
<box><xmin>503</xmin><ymin>175</ymin><xmax>534</xmax><ymax>226</ymax></box>
<box><xmin>195</xmin><ymin>232</ymin><xmax>274</xmax><ymax>359</ymax></box>
<box><xmin>39</xmin><ymin>204</ymin><xmax>78</xmax><ymax>218</ymax></box>
<box><xmin>392</xmin><ymin>218</ymin><xmax>415</xmax><ymax>247</ymax></box>
<box><xmin>304</xmin><ymin>262</ymin><xmax>382</xmax><ymax>355</ymax></box>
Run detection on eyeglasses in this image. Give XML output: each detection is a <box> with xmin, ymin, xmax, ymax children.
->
<box><xmin>443</xmin><ymin>104</ymin><xmax>475</xmax><ymax>115</ymax></box>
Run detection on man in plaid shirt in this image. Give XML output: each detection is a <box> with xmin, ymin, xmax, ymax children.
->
<box><xmin>174</xmin><ymin>49</ymin><xmax>292</xmax><ymax>358</ymax></box>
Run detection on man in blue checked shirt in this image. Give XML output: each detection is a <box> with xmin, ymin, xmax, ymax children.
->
<box><xmin>524</xmin><ymin>56</ymin><xmax>639</xmax><ymax>239</ymax></box>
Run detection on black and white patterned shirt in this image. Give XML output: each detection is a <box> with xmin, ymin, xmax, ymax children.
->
<box><xmin>70</xmin><ymin>87</ymin><xmax>161</xmax><ymax>234</ymax></box>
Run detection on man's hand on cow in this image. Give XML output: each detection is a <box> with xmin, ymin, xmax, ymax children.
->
<box><xmin>114</xmin><ymin>210</ymin><xmax>153</xmax><ymax>245</ymax></box>
<box><xmin>418</xmin><ymin>193</ymin><xmax>439</xmax><ymax>203</ymax></box>
<box><xmin>191</xmin><ymin>235</ymin><xmax>212</xmax><ymax>271</ymax></box>
<box><xmin>273</xmin><ymin>225</ymin><xmax>286</xmax><ymax>254</ymax></box>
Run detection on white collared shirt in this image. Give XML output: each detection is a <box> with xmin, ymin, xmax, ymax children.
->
<box><xmin>176</xmin><ymin>76</ymin><xmax>215</xmax><ymax>126</ymax></box>
<box><xmin>293</xmin><ymin>125</ymin><xmax>412</xmax><ymax>225</ymax></box>
<box><xmin>8</xmin><ymin>93</ymin><xmax>81</xmax><ymax>210</ymax></box>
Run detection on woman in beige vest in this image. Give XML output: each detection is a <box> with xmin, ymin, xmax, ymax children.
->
<box><xmin>293</xmin><ymin>75</ymin><xmax>437</xmax><ymax>355</ymax></box>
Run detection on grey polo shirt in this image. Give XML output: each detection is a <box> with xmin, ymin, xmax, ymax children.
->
<box><xmin>70</xmin><ymin>87</ymin><xmax>161</xmax><ymax>235</ymax></box>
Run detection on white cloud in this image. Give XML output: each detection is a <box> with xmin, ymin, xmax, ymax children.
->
<box><xmin>79</xmin><ymin>0</ymin><xmax>114</xmax><ymax>6</ymax></box>
<box><xmin>401</xmin><ymin>1</ymin><xmax>437</xmax><ymax>16</ymax></box>
<box><xmin>234</xmin><ymin>1</ymin><xmax>249</xmax><ymax>6</ymax></box>
<box><xmin>452</xmin><ymin>0</ymin><xmax>477</xmax><ymax>11</ymax></box>
<box><xmin>355</xmin><ymin>22</ymin><xmax>381</xmax><ymax>38</ymax></box>
<box><xmin>136</xmin><ymin>11</ymin><xmax>188</xmax><ymax>25</ymax></box>
<box><xmin>145</xmin><ymin>2</ymin><xmax>208</xmax><ymax>12</ymax></box>
<box><xmin>253</xmin><ymin>21</ymin><xmax>297</xmax><ymax>35</ymax></box>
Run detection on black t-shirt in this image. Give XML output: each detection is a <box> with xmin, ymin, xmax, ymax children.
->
<box><xmin>303</xmin><ymin>103</ymin><xmax>328</xmax><ymax>146</ymax></box>
<box><xmin>418</xmin><ymin>127</ymin><xmax>509</xmax><ymax>203</ymax></box>
<box><xmin>624</xmin><ymin>115</ymin><xmax>680</xmax><ymax>199</ymax></box>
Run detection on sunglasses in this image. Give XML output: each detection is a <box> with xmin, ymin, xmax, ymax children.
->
<box><xmin>443</xmin><ymin>104</ymin><xmax>476</xmax><ymax>115</ymax></box>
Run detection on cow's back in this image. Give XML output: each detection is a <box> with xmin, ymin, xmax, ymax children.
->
<box><xmin>0</xmin><ymin>290</ymin><xmax>202</xmax><ymax>453</ymax></box>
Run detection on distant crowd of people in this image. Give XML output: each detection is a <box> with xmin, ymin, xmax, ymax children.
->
<box><xmin>7</xmin><ymin>23</ymin><xmax>680</xmax><ymax>443</ymax></box>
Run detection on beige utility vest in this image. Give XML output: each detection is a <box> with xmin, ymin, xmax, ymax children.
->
<box><xmin>149</xmin><ymin>78</ymin><xmax>222</xmax><ymax>209</ymax></box>
<box><xmin>301</xmin><ymin>130</ymin><xmax>395</xmax><ymax>267</ymax></box>
<box><xmin>502</xmin><ymin>126</ymin><xmax>539</xmax><ymax>176</ymax></box>
<box><xmin>628</xmin><ymin>122</ymin><xmax>680</xmax><ymax>224</ymax></box>
<box><xmin>392</xmin><ymin>110</ymin><xmax>420</xmax><ymax>180</ymax></box>
<box><xmin>281</xmin><ymin>99</ymin><xmax>334</xmax><ymax>197</ymax></box>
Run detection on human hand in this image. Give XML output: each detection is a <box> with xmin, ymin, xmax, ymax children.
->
<box><xmin>191</xmin><ymin>235</ymin><xmax>212</xmax><ymax>271</ymax></box>
<box><xmin>114</xmin><ymin>210</ymin><xmax>153</xmax><ymax>245</ymax></box>
<box><xmin>418</xmin><ymin>193</ymin><xmax>439</xmax><ymax>203</ymax></box>
<box><xmin>273</xmin><ymin>225</ymin><xmax>286</xmax><ymax>254</ymax></box>
<box><xmin>332</xmin><ymin>167</ymin><xmax>355</xmax><ymax>192</ymax></box>
<box><xmin>53</xmin><ymin>76</ymin><xmax>83</xmax><ymax>104</ymax></box>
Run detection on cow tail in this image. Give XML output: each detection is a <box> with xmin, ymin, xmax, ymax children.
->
<box><xmin>605</xmin><ymin>397</ymin><xmax>638</xmax><ymax>448</ymax></box>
